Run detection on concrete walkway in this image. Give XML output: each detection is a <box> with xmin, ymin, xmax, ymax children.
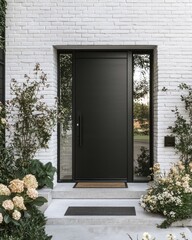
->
<box><xmin>45</xmin><ymin>225</ymin><xmax>192</xmax><ymax>240</ymax></box>
<box><xmin>43</xmin><ymin>183</ymin><xmax>192</xmax><ymax>240</ymax></box>
<box><xmin>45</xmin><ymin>198</ymin><xmax>192</xmax><ymax>240</ymax></box>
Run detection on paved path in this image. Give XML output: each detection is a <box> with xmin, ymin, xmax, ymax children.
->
<box><xmin>46</xmin><ymin>225</ymin><xmax>192</xmax><ymax>240</ymax></box>
<box><xmin>45</xmin><ymin>198</ymin><xmax>192</xmax><ymax>240</ymax></box>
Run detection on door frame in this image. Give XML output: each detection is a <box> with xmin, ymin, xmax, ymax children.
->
<box><xmin>57</xmin><ymin>49</ymin><xmax>154</xmax><ymax>183</ymax></box>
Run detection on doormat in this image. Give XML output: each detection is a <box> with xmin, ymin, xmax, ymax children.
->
<box><xmin>65</xmin><ymin>206</ymin><xmax>136</xmax><ymax>216</ymax></box>
<box><xmin>74</xmin><ymin>182</ymin><xmax>128</xmax><ymax>188</ymax></box>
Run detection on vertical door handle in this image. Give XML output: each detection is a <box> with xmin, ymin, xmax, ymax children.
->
<box><xmin>77</xmin><ymin>114</ymin><xmax>83</xmax><ymax>147</ymax></box>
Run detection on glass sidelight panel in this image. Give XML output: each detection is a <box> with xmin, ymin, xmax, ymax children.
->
<box><xmin>59</xmin><ymin>54</ymin><xmax>73</xmax><ymax>180</ymax></box>
<box><xmin>133</xmin><ymin>54</ymin><xmax>151</xmax><ymax>181</ymax></box>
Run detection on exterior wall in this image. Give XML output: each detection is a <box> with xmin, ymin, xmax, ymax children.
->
<box><xmin>6</xmin><ymin>0</ymin><xmax>192</xmax><ymax>180</ymax></box>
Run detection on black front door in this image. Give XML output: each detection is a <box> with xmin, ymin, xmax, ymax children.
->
<box><xmin>75</xmin><ymin>52</ymin><xmax>128</xmax><ymax>180</ymax></box>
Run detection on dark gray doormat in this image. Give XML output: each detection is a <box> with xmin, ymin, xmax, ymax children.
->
<box><xmin>65</xmin><ymin>207</ymin><xmax>136</xmax><ymax>216</ymax></box>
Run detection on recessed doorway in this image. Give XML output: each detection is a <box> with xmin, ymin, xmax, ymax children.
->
<box><xmin>58</xmin><ymin>50</ymin><xmax>153</xmax><ymax>182</ymax></box>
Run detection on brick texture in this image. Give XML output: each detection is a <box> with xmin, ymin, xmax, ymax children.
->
<box><xmin>5</xmin><ymin>0</ymin><xmax>192</xmax><ymax>182</ymax></box>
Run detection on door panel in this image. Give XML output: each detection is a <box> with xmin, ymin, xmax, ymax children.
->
<box><xmin>75</xmin><ymin>53</ymin><xmax>127</xmax><ymax>180</ymax></box>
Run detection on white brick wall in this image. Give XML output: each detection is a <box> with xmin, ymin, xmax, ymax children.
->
<box><xmin>6</xmin><ymin>0</ymin><xmax>192</xmax><ymax>181</ymax></box>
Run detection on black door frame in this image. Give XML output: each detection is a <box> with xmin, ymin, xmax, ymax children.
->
<box><xmin>57</xmin><ymin>49</ymin><xmax>153</xmax><ymax>183</ymax></box>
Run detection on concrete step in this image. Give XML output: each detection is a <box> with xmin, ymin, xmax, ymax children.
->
<box><xmin>52</xmin><ymin>183</ymin><xmax>147</xmax><ymax>199</ymax></box>
<box><xmin>44</xmin><ymin>199</ymin><xmax>192</xmax><ymax>227</ymax></box>
<box><xmin>45</xmin><ymin>199</ymin><xmax>163</xmax><ymax>225</ymax></box>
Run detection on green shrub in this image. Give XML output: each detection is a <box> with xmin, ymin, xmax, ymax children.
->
<box><xmin>135</xmin><ymin>146</ymin><xmax>151</xmax><ymax>177</ymax></box>
<box><xmin>8</xmin><ymin>64</ymin><xmax>59</xmax><ymax>168</ymax></box>
<box><xmin>0</xmin><ymin>0</ymin><xmax>6</xmax><ymax>49</ymax></box>
<box><xmin>0</xmin><ymin>102</ymin><xmax>17</xmax><ymax>184</ymax></box>
<box><xmin>27</xmin><ymin>159</ymin><xmax>56</xmax><ymax>189</ymax></box>
<box><xmin>0</xmin><ymin>206</ymin><xmax>52</xmax><ymax>240</ymax></box>
<box><xmin>168</xmin><ymin>83</ymin><xmax>192</xmax><ymax>164</ymax></box>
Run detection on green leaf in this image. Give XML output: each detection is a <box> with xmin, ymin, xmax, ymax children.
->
<box><xmin>12</xmin><ymin>219</ymin><xmax>21</xmax><ymax>226</ymax></box>
<box><xmin>4</xmin><ymin>214</ymin><xmax>11</xmax><ymax>224</ymax></box>
<box><xmin>24</xmin><ymin>211</ymin><xmax>31</xmax><ymax>218</ymax></box>
<box><xmin>0</xmin><ymin>195</ymin><xmax>10</xmax><ymax>202</ymax></box>
<box><xmin>33</xmin><ymin>196</ymin><xmax>47</xmax><ymax>206</ymax></box>
<box><xmin>45</xmin><ymin>178</ymin><xmax>53</xmax><ymax>189</ymax></box>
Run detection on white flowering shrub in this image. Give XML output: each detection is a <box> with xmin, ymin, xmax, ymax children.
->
<box><xmin>140</xmin><ymin>162</ymin><xmax>192</xmax><ymax>228</ymax></box>
<box><xmin>128</xmin><ymin>232</ymin><xmax>188</xmax><ymax>240</ymax></box>
<box><xmin>0</xmin><ymin>174</ymin><xmax>46</xmax><ymax>227</ymax></box>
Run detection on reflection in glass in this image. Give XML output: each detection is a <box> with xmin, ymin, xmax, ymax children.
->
<box><xmin>133</xmin><ymin>54</ymin><xmax>151</xmax><ymax>181</ymax></box>
<box><xmin>59</xmin><ymin>54</ymin><xmax>72</xmax><ymax>180</ymax></box>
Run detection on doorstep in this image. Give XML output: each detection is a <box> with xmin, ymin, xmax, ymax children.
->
<box><xmin>51</xmin><ymin>182</ymin><xmax>148</xmax><ymax>199</ymax></box>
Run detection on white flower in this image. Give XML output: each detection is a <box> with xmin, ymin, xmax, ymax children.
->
<box><xmin>12</xmin><ymin>210</ymin><xmax>21</xmax><ymax>221</ymax></box>
<box><xmin>0</xmin><ymin>184</ymin><xmax>11</xmax><ymax>196</ymax></box>
<box><xmin>178</xmin><ymin>164</ymin><xmax>185</xmax><ymax>170</ymax></box>
<box><xmin>13</xmin><ymin>196</ymin><xmax>26</xmax><ymax>210</ymax></box>
<box><xmin>9</xmin><ymin>179</ymin><xmax>24</xmax><ymax>193</ymax></box>
<box><xmin>23</xmin><ymin>174</ymin><xmax>38</xmax><ymax>189</ymax></box>
<box><xmin>182</xmin><ymin>181</ymin><xmax>189</xmax><ymax>188</ymax></box>
<box><xmin>167</xmin><ymin>233</ymin><xmax>176</xmax><ymax>240</ymax></box>
<box><xmin>27</xmin><ymin>188</ymin><xmax>38</xmax><ymax>199</ymax></box>
<box><xmin>189</xmin><ymin>162</ymin><xmax>192</xmax><ymax>169</ymax></box>
<box><xmin>142</xmin><ymin>232</ymin><xmax>151</xmax><ymax>240</ymax></box>
<box><xmin>168</xmin><ymin>211</ymin><xmax>176</xmax><ymax>218</ymax></box>
<box><xmin>1</xmin><ymin>118</ymin><xmax>6</xmax><ymax>125</ymax></box>
<box><xmin>0</xmin><ymin>213</ymin><xmax>3</xmax><ymax>224</ymax></box>
<box><xmin>2</xmin><ymin>200</ymin><xmax>14</xmax><ymax>211</ymax></box>
<box><xmin>176</xmin><ymin>181</ymin><xmax>181</xmax><ymax>186</ymax></box>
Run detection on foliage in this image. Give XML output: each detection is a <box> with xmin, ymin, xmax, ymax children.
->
<box><xmin>0</xmin><ymin>101</ymin><xmax>5</xmax><ymax>146</ymax></box>
<box><xmin>134</xmin><ymin>102</ymin><xmax>149</xmax><ymax>120</ymax></box>
<box><xmin>0</xmin><ymin>64</ymin><xmax>61</xmax><ymax>188</ymax></box>
<box><xmin>0</xmin><ymin>206</ymin><xmax>52</xmax><ymax>240</ymax></box>
<box><xmin>0</xmin><ymin>147</ymin><xmax>17</xmax><ymax>185</ymax></box>
<box><xmin>0</xmin><ymin>174</ymin><xmax>47</xmax><ymax>229</ymax></box>
<box><xmin>133</xmin><ymin>54</ymin><xmax>150</xmax><ymax>100</ymax></box>
<box><xmin>134</xmin><ymin>102</ymin><xmax>149</xmax><ymax>135</ymax></box>
<box><xmin>140</xmin><ymin>162</ymin><xmax>192</xmax><ymax>228</ymax></box>
<box><xmin>7</xmin><ymin>63</ymin><xmax>61</xmax><ymax>168</ymax></box>
<box><xmin>0</xmin><ymin>102</ymin><xmax>17</xmax><ymax>185</ymax></box>
<box><xmin>60</xmin><ymin>54</ymin><xmax>72</xmax><ymax>136</ymax></box>
<box><xmin>0</xmin><ymin>0</ymin><xmax>6</xmax><ymax>49</ymax></box>
<box><xmin>135</xmin><ymin>146</ymin><xmax>151</xmax><ymax>177</ymax></box>
<box><xmin>27</xmin><ymin>159</ymin><xmax>56</xmax><ymax>189</ymax></box>
<box><xmin>168</xmin><ymin>83</ymin><xmax>192</xmax><ymax>164</ymax></box>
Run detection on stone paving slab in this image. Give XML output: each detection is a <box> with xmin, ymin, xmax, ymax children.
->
<box><xmin>45</xmin><ymin>225</ymin><xmax>192</xmax><ymax>240</ymax></box>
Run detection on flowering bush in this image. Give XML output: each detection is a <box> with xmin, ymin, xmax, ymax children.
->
<box><xmin>128</xmin><ymin>232</ymin><xmax>189</xmax><ymax>240</ymax></box>
<box><xmin>140</xmin><ymin>161</ymin><xmax>192</xmax><ymax>228</ymax></box>
<box><xmin>0</xmin><ymin>174</ymin><xmax>47</xmax><ymax>227</ymax></box>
